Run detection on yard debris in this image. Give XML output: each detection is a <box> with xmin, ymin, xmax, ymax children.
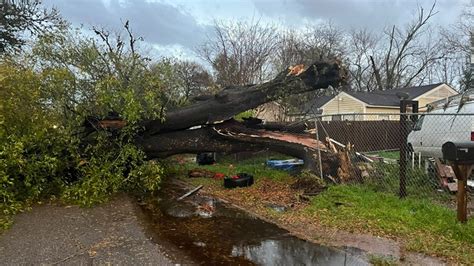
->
<box><xmin>196</xmin><ymin>153</ymin><xmax>215</xmax><ymax>165</ymax></box>
<box><xmin>196</xmin><ymin>199</ymin><xmax>215</xmax><ymax>217</ymax></box>
<box><xmin>334</xmin><ymin>142</ymin><xmax>364</xmax><ymax>183</ymax></box>
<box><xmin>434</xmin><ymin>158</ymin><xmax>457</xmax><ymax>191</ymax></box>
<box><xmin>188</xmin><ymin>168</ymin><xmax>215</xmax><ymax>178</ymax></box>
<box><xmin>224</xmin><ymin>173</ymin><xmax>254</xmax><ymax>188</ymax></box>
<box><xmin>265</xmin><ymin>203</ymin><xmax>287</xmax><ymax>212</ymax></box>
<box><xmin>213</xmin><ymin>172</ymin><xmax>226</xmax><ymax>180</ymax></box>
<box><xmin>266</xmin><ymin>159</ymin><xmax>304</xmax><ymax>171</ymax></box>
<box><xmin>291</xmin><ymin>170</ymin><xmax>326</xmax><ymax>195</ymax></box>
<box><xmin>327</xmin><ymin>138</ymin><xmax>373</xmax><ymax>163</ymax></box>
<box><xmin>177</xmin><ymin>185</ymin><xmax>203</xmax><ymax>201</ymax></box>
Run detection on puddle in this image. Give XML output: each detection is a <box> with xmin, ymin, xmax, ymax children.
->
<box><xmin>140</xmin><ymin>182</ymin><xmax>369</xmax><ymax>265</ymax></box>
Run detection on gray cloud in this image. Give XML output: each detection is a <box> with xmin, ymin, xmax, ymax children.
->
<box><xmin>43</xmin><ymin>0</ymin><xmax>210</xmax><ymax>49</ymax></box>
<box><xmin>252</xmin><ymin>0</ymin><xmax>464</xmax><ymax>30</ymax></box>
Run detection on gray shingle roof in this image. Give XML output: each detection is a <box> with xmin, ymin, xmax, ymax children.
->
<box><xmin>346</xmin><ymin>83</ymin><xmax>444</xmax><ymax>107</ymax></box>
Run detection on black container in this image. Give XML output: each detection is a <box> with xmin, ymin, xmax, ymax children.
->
<box><xmin>224</xmin><ymin>173</ymin><xmax>254</xmax><ymax>189</ymax></box>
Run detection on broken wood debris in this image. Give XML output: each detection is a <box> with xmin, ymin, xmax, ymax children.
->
<box><xmin>177</xmin><ymin>185</ymin><xmax>203</xmax><ymax>201</ymax></box>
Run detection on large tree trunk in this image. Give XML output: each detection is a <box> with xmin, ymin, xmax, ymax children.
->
<box><xmin>137</xmin><ymin>120</ymin><xmax>340</xmax><ymax>175</ymax></box>
<box><xmin>143</xmin><ymin>60</ymin><xmax>346</xmax><ymax>135</ymax></box>
<box><xmin>96</xmin><ymin>60</ymin><xmax>347</xmax><ymax>177</ymax></box>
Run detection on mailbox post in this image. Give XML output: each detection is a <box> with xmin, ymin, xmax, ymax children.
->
<box><xmin>442</xmin><ymin>142</ymin><xmax>474</xmax><ymax>223</ymax></box>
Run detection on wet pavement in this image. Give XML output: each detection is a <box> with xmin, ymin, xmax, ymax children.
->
<box><xmin>0</xmin><ymin>182</ymin><xmax>369</xmax><ymax>265</ymax></box>
<box><xmin>140</xmin><ymin>182</ymin><xmax>369</xmax><ymax>265</ymax></box>
<box><xmin>0</xmin><ymin>195</ymin><xmax>187</xmax><ymax>265</ymax></box>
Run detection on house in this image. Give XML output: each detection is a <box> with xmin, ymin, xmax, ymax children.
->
<box><xmin>254</xmin><ymin>102</ymin><xmax>289</xmax><ymax>122</ymax></box>
<box><xmin>299</xmin><ymin>83</ymin><xmax>458</xmax><ymax>121</ymax></box>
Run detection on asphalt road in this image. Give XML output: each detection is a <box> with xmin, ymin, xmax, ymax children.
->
<box><xmin>0</xmin><ymin>195</ymin><xmax>189</xmax><ymax>265</ymax></box>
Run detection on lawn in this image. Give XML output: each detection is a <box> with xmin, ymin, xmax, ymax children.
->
<box><xmin>173</xmin><ymin>155</ymin><xmax>474</xmax><ymax>264</ymax></box>
<box><xmin>366</xmin><ymin>150</ymin><xmax>400</xmax><ymax>160</ymax></box>
<box><xmin>304</xmin><ymin>185</ymin><xmax>474</xmax><ymax>264</ymax></box>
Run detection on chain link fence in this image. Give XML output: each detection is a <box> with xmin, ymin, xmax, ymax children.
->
<box><xmin>213</xmin><ymin>111</ymin><xmax>473</xmax><ymax>219</ymax></box>
<box><xmin>310</xmin><ymin>112</ymin><xmax>473</xmax><ymax>214</ymax></box>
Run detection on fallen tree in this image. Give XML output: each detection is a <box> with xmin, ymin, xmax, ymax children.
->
<box><xmin>142</xmin><ymin>60</ymin><xmax>346</xmax><ymax>134</ymax></box>
<box><xmin>96</xmin><ymin>60</ymin><xmax>354</xmax><ymax>179</ymax></box>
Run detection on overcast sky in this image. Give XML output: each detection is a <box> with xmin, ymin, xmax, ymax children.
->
<box><xmin>43</xmin><ymin>0</ymin><xmax>469</xmax><ymax>61</ymax></box>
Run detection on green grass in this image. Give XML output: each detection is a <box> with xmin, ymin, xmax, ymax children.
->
<box><xmin>367</xmin><ymin>150</ymin><xmax>400</xmax><ymax>160</ymax></box>
<box><xmin>170</xmin><ymin>155</ymin><xmax>473</xmax><ymax>263</ymax></box>
<box><xmin>364</xmin><ymin>163</ymin><xmax>452</xmax><ymax>203</ymax></box>
<box><xmin>368</xmin><ymin>255</ymin><xmax>398</xmax><ymax>266</ymax></box>
<box><xmin>180</xmin><ymin>156</ymin><xmax>294</xmax><ymax>182</ymax></box>
<box><xmin>304</xmin><ymin>185</ymin><xmax>474</xmax><ymax>264</ymax></box>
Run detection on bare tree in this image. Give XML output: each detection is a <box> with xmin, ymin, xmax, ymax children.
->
<box><xmin>347</xmin><ymin>29</ymin><xmax>379</xmax><ymax>91</ymax></box>
<box><xmin>438</xmin><ymin>2</ymin><xmax>473</xmax><ymax>91</ymax></box>
<box><xmin>272</xmin><ymin>29</ymin><xmax>306</xmax><ymax>73</ymax></box>
<box><xmin>304</xmin><ymin>21</ymin><xmax>346</xmax><ymax>61</ymax></box>
<box><xmin>197</xmin><ymin>19</ymin><xmax>278</xmax><ymax>87</ymax></box>
<box><xmin>270</xmin><ymin>22</ymin><xmax>346</xmax><ymax>118</ymax></box>
<box><xmin>272</xmin><ymin>21</ymin><xmax>346</xmax><ymax>73</ymax></box>
<box><xmin>173</xmin><ymin>60</ymin><xmax>215</xmax><ymax>103</ymax></box>
<box><xmin>349</xmin><ymin>3</ymin><xmax>444</xmax><ymax>91</ymax></box>
<box><xmin>375</xmin><ymin>3</ymin><xmax>443</xmax><ymax>90</ymax></box>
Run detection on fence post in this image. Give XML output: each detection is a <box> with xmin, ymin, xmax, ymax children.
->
<box><xmin>399</xmin><ymin>100</ymin><xmax>419</xmax><ymax>198</ymax></box>
<box><xmin>399</xmin><ymin>102</ymin><xmax>408</xmax><ymax>198</ymax></box>
<box><xmin>315</xmin><ymin>118</ymin><xmax>324</xmax><ymax>179</ymax></box>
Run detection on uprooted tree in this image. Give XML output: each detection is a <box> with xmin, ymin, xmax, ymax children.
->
<box><xmin>124</xmin><ymin>60</ymin><xmax>352</xmax><ymax>180</ymax></box>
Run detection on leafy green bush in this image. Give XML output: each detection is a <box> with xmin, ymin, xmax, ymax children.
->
<box><xmin>0</xmin><ymin>26</ymin><xmax>173</xmax><ymax>228</ymax></box>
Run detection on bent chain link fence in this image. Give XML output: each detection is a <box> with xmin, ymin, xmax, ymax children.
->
<box><xmin>221</xmin><ymin>112</ymin><xmax>472</xmax><ymax>219</ymax></box>
<box><xmin>310</xmin><ymin>112</ymin><xmax>473</xmax><ymax>214</ymax></box>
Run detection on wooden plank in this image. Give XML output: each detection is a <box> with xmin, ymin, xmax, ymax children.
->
<box><xmin>177</xmin><ymin>185</ymin><xmax>203</xmax><ymax>201</ymax></box>
<box><xmin>328</xmin><ymin>138</ymin><xmax>373</xmax><ymax>163</ymax></box>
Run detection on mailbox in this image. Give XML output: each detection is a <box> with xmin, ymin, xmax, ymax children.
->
<box><xmin>442</xmin><ymin>142</ymin><xmax>474</xmax><ymax>163</ymax></box>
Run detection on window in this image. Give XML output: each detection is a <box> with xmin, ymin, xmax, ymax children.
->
<box><xmin>412</xmin><ymin>115</ymin><xmax>424</xmax><ymax>131</ymax></box>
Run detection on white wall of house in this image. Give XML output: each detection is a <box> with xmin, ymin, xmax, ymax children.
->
<box><xmin>414</xmin><ymin>84</ymin><xmax>458</xmax><ymax>110</ymax></box>
<box><xmin>321</xmin><ymin>92</ymin><xmax>365</xmax><ymax>121</ymax></box>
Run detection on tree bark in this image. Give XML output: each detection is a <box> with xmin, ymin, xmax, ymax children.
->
<box><xmin>91</xmin><ymin>60</ymin><xmax>347</xmax><ymax>177</ymax></box>
<box><xmin>137</xmin><ymin>120</ymin><xmax>340</xmax><ymax>174</ymax></box>
<box><xmin>143</xmin><ymin>60</ymin><xmax>346</xmax><ymax>134</ymax></box>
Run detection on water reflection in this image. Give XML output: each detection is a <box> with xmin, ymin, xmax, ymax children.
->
<box><xmin>232</xmin><ymin>239</ymin><xmax>368</xmax><ymax>266</ymax></box>
<box><xmin>141</xmin><ymin>182</ymin><xmax>368</xmax><ymax>265</ymax></box>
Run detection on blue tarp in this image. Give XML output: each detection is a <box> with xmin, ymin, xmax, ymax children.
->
<box><xmin>266</xmin><ymin>159</ymin><xmax>304</xmax><ymax>171</ymax></box>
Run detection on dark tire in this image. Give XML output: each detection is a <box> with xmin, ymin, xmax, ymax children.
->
<box><xmin>196</xmin><ymin>153</ymin><xmax>215</xmax><ymax>165</ymax></box>
<box><xmin>224</xmin><ymin>174</ymin><xmax>254</xmax><ymax>189</ymax></box>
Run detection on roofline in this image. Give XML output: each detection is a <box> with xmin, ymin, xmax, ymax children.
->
<box><xmin>320</xmin><ymin>92</ymin><xmax>367</xmax><ymax>109</ymax></box>
<box><xmin>319</xmin><ymin>84</ymin><xmax>457</xmax><ymax>110</ymax></box>
<box><xmin>310</xmin><ymin>95</ymin><xmax>334</xmax><ymax>109</ymax></box>
<box><xmin>413</xmin><ymin>83</ymin><xmax>457</xmax><ymax>101</ymax></box>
